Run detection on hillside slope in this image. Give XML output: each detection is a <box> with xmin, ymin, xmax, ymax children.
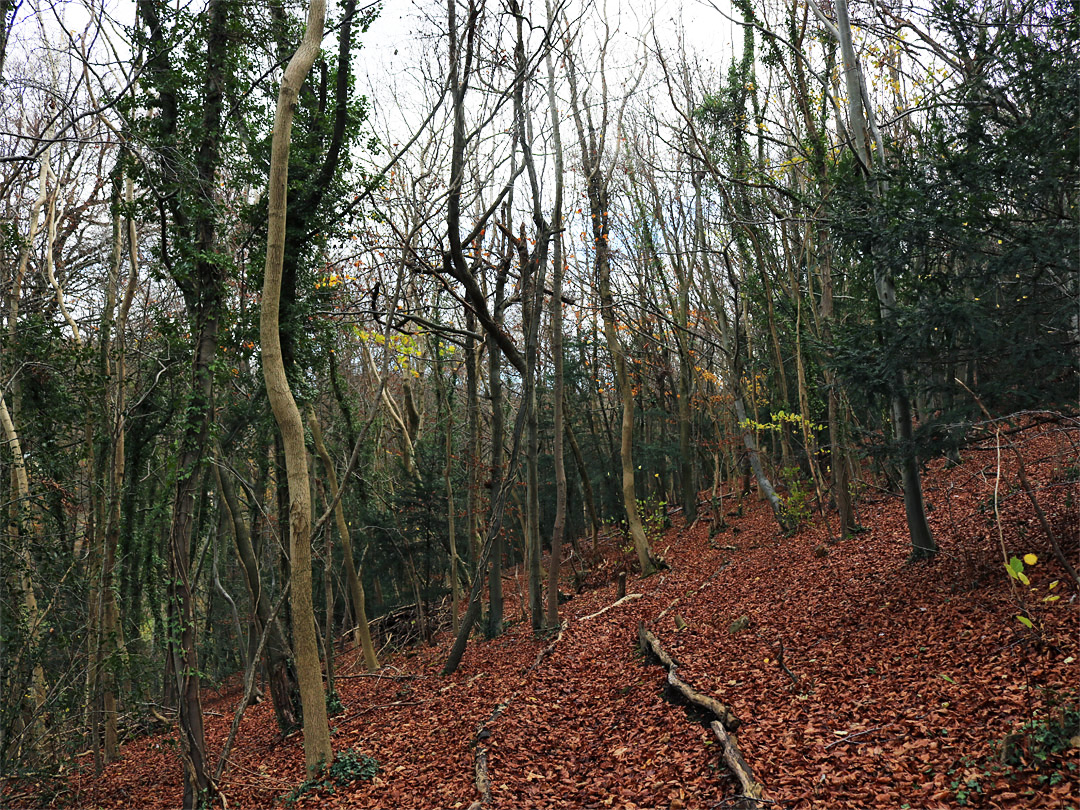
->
<box><xmin>45</xmin><ymin>420</ymin><xmax>1080</xmax><ymax>809</ymax></box>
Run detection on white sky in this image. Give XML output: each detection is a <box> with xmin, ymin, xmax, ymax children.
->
<box><xmin>352</xmin><ymin>0</ymin><xmax>743</xmax><ymax>150</ymax></box>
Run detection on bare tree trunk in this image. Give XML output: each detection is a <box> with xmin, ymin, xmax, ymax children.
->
<box><xmin>693</xmin><ymin>171</ymin><xmax>787</xmax><ymax>531</ymax></box>
<box><xmin>677</xmin><ymin>303</ymin><xmax>697</xmax><ymax>525</ymax></box>
<box><xmin>833</xmin><ymin>0</ymin><xmax>934</xmax><ymax>559</ymax></box>
<box><xmin>322</xmin><ymin>476</ymin><xmax>335</xmax><ymax>700</ymax></box>
<box><xmin>524</xmin><ymin>267</ymin><xmax>543</xmax><ymax>629</ymax></box>
<box><xmin>733</xmin><ymin>397</ymin><xmax>786</xmax><ymax>522</ymax></box>
<box><xmin>260</xmin><ymin>0</ymin><xmax>332</xmax><ymax>774</ymax></box>
<box><xmin>486</xmin><ymin>324</ymin><xmax>505</xmax><ymax>637</ymax></box>
<box><xmin>566</xmin><ymin>39</ymin><xmax>657</xmax><ymax>575</ymax></box>
<box><xmin>215</xmin><ymin>456</ymin><xmax>301</xmax><ymax>732</ymax></box>
<box><xmin>465</xmin><ymin>307</ymin><xmax>481</xmax><ymax>579</ymax></box>
<box><xmin>308</xmin><ymin>409</ymin><xmax>378</xmax><ymax>671</ymax></box>
<box><xmin>464</xmin><ymin>304</ymin><xmax>481</xmax><ymax>578</ymax></box>
<box><xmin>545</xmin><ymin>12</ymin><xmax>566</xmax><ymax>628</ymax></box>
<box><xmin>431</xmin><ymin>354</ymin><xmax>462</xmax><ymax>636</ymax></box>
<box><xmin>817</xmin><ymin>238</ymin><xmax>857</xmax><ymax>537</ymax></box>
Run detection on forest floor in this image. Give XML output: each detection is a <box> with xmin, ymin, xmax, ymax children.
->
<box><xmin>20</xmin><ymin>420</ymin><xmax>1080</xmax><ymax>809</ymax></box>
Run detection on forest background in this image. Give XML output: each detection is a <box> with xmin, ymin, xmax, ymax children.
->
<box><xmin>0</xmin><ymin>0</ymin><xmax>1076</xmax><ymax>805</ymax></box>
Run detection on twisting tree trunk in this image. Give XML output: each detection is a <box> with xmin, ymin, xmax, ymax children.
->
<box><xmin>260</xmin><ymin>0</ymin><xmax>332</xmax><ymax>774</ymax></box>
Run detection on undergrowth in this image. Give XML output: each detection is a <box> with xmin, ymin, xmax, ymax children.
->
<box><xmin>281</xmin><ymin>749</ymin><xmax>379</xmax><ymax>806</ymax></box>
<box><xmin>779</xmin><ymin>466</ymin><xmax>813</xmax><ymax>534</ymax></box>
<box><xmin>945</xmin><ymin>694</ymin><xmax>1080</xmax><ymax>807</ymax></box>
<box><xmin>1002</xmin><ymin>695</ymin><xmax>1080</xmax><ymax>771</ymax></box>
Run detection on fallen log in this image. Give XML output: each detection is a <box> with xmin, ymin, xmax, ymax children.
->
<box><xmin>638</xmin><ymin>623</ymin><xmax>765</xmax><ymax>809</ymax></box>
<box><xmin>473</xmin><ymin>747</ymin><xmax>491</xmax><ymax>808</ymax></box>
<box><xmin>637</xmin><ymin>624</ymin><xmax>680</xmax><ymax>674</ymax></box>
<box><xmin>710</xmin><ymin>721</ymin><xmax>765</xmax><ymax>808</ymax></box>
<box><xmin>468</xmin><ymin>694</ymin><xmax>516</xmax><ymax>808</ymax></box>
<box><xmin>638</xmin><ymin>625</ymin><xmax>739</xmax><ymax>731</ymax></box>
<box><xmin>580</xmin><ymin>593</ymin><xmax>642</xmax><ymax>622</ymax></box>
<box><xmin>666</xmin><ymin>667</ymin><xmax>740</xmax><ymax>732</ymax></box>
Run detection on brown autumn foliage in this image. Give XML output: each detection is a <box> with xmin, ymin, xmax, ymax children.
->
<box><xmin>11</xmin><ymin>420</ymin><xmax>1078</xmax><ymax>810</ymax></box>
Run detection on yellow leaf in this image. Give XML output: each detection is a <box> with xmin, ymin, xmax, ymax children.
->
<box><xmin>1023</xmin><ymin>553</ymin><xmax>1038</xmax><ymax>566</ymax></box>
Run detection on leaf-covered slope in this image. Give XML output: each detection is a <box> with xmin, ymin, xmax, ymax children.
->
<box><xmin>56</xmin><ymin>421</ymin><xmax>1079</xmax><ymax>809</ymax></box>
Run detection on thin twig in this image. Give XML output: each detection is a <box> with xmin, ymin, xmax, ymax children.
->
<box><xmin>824</xmin><ymin>724</ymin><xmax>890</xmax><ymax>749</ymax></box>
<box><xmin>776</xmin><ymin>638</ymin><xmax>801</xmax><ymax>688</ymax></box>
<box><xmin>955</xmin><ymin>386</ymin><xmax>1080</xmax><ymax>589</ymax></box>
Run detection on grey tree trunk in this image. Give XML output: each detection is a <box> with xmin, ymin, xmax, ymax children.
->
<box><xmin>566</xmin><ymin>40</ymin><xmax>657</xmax><ymax>576</ymax></box>
<box><xmin>834</xmin><ymin>0</ymin><xmax>935</xmax><ymax>559</ymax></box>
<box><xmin>260</xmin><ymin>0</ymin><xmax>333</xmax><ymax>774</ymax></box>
<box><xmin>545</xmin><ymin>13</ymin><xmax>567</xmax><ymax>628</ymax></box>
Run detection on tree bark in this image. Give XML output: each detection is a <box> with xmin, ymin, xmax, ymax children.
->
<box><xmin>833</xmin><ymin>0</ymin><xmax>934</xmax><ymax>559</ymax></box>
<box><xmin>485</xmin><ymin>288</ymin><xmax>507</xmax><ymax>638</ymax></box>
<box><xmin>545</xmin><ymin>15</ymin><xmax>567</xmax><ymax>629</ymax></box>
<box><xmin>260</xmin><ymin>0</ymin><xmax>332</xmax><ymax>774</ymax></box>
<box><xmin>566</xmin><ymin>45</ymin><xmax>656</xmax><ymax>576</ymax></box>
